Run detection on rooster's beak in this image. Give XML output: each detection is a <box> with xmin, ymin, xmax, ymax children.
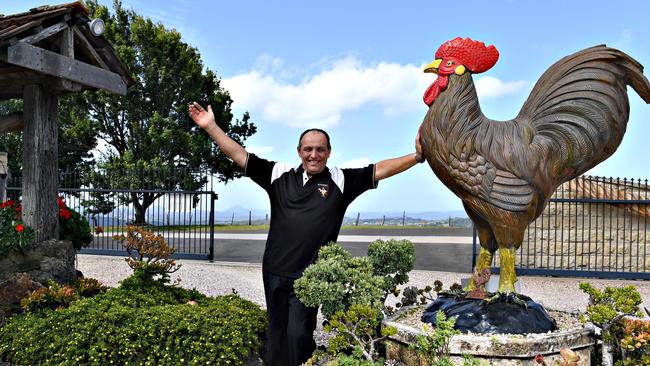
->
<box><xmin>423</xmin><ymin>59</ymin><xmax>441</xmax><ymax>73</ymax></box>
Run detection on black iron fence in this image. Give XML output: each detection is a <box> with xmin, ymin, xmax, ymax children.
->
<box><xmin>480</xmin><ymin>175</ymin><xmax>650</xmax><ymax>279</ymax></box>
<box><xmin>7</xmin><ymin>169</ymin><xmax>649</xmax><ymax>279</ymax></box>
<box><xmin>7</xmin><ymin>169</ymin><xmax>218</xmax><ymax>260</ymax></box>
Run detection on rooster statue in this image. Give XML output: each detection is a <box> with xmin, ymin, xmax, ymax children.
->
<box><xmin>420</xmin><ymin>38</ymin><xmax>650</xmax><ymax>297</ymax></box>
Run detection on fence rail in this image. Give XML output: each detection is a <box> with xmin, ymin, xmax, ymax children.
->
<box><xmin>6</xmin><ymin>170</ymin><xmax>649</xmax><ymax>279</ymax></box>
<box><xmin>7</xmin><ymin>169</ymin><xmax>218</xmax><ymax>260</ymax></box>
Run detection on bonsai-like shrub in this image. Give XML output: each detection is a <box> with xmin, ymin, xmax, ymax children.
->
<box><xmin>579</xmin><ymin>282</ymin><xmax>644</xmax><ymax>366</ymax></box>
<box><xmin>326</xmin><ymin>304</ymin><xmax>397</xmax><ymax>362</ymax></box>
<box><xmin>295</xmin><ymin>240</ymin><xmax>415</xmax><ymax>364</ymax></box>
<box><xmin>295</xmin><ymin>243</ymin><xmax>385</xmax><ymax>319</ymax></box>
<box><xmin>367</xmin><ymin>239</ymin><xmax>415</xmax><ymax>298</ymax></box>
<box><xmin>113</xmin><ymin>226</ymin><xmax>181</xmax><ymax>281</ymax></box>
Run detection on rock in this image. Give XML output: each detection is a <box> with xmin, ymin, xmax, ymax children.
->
<box><xmin>422</xmin><ymin>294</ymin><xmax>558</xmax><ymax>334</ymax></box>
<box><xmin>0</xmin><ymin>239</ymin><xmax>77</xmax><ymax>285</ymax></box>
<box><xmin>0</xmin><ymin>272</ymin><xmax>44</xmax><ymax>310</ymax></box>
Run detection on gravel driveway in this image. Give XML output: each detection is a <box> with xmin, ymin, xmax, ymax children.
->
<box><xmin>77</xmin><ymin>254</ymin><xmax>650</xmax><ymax>314</ymax></box>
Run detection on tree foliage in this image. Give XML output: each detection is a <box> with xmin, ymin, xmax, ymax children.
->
<box><xmin>1</xmin><ymin>1</ymin><xmax>254</xmax><ymax>225</ymax></box>
<box><xmin>0</xmin><ymin>95</ymin><xmax>97</xmax><ymax>185</ymax></box>
<box><xmin>75</xmin><ymin>0</ymin><xmax>256</xmax><ymax>224</ymax></box>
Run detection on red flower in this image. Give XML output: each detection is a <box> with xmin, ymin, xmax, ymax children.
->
<box><xmin>1</xmin><ymin>199</ymin><xmax>15</xmax><ymax>208</ymax></box>
<box><xmin>59</xmin><ymin>208</ymin><xmax>71</xmax><ymax>220</ymax></box>
<box><xmin>15</xmin><ymin>223</ymin><xmax>24</xmax><ymax>232</ymax></box>
<box><xmin>58</xmin><ymin>197</ymin><xmax>66</xmax><ymax>209</ymax></box>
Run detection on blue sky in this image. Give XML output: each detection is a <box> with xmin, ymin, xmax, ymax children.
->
<box><xmin>6</xmin><ymin>1</ymin><xmax>650</xmax><ymax>214</ymax></box>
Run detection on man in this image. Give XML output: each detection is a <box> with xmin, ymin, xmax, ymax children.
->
<box><xmin>188</xmin><ymin>102</ymin><xmax>423</xmax><ymax>365</ymax></box>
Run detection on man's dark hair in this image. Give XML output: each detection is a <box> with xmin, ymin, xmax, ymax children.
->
<box><xmin>297</xmin><ymin>128</ymin><xmax>331</xmax><ymax>150</ymax></box>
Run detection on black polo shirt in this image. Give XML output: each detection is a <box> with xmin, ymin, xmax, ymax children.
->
<box><xmin>245</xmin><ymin>153</ymin><xmax>377</xmax><ymax>277</ymax></box>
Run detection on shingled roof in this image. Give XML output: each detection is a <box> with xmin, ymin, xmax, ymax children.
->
<box><xmin>0</xmin><ymin>1</ymin><xmax>133</xmax><ymax>99</ymax></box>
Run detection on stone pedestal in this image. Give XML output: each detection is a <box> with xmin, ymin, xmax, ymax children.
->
<box><xmin>384</xmin><ymin>306</ymin><xmax>595</xmax><ymax>366</ymax></box>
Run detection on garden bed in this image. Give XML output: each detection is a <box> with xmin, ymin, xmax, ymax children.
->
<box><xmin>384</xmin><ymin>305</ymin><xmax>595</xmax><ymax>366</ymax></box>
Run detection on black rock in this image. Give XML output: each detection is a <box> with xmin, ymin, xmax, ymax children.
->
<box><xmin>421</xmin><ymin>294</ymin><xmax>558</xmax><ymax>334</ymax></box>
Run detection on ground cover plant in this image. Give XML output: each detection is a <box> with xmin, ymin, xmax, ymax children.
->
<box><xmin>0</xmin><ymin>227</ymin><xmax>267</xmax><ymax>365</ymax></box>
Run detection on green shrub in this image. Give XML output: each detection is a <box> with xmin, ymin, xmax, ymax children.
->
<box><xmin>580</xmin><ymin>282</ymin><xmax>644</xmax><ymax>366</ymax></box>
<box><xmin>295</xmin><ymin>242</ymin><xmax>385</xmax><ymax>319</ymax></box>
<box><xmin>367</xmin><ymin>239</ymin><xmax>415</xmax><ymax>295</ymax></box>
<box><xmin>0</xmin><ymin>272</ymin><xmax>266</xmax><ymax>365</ymax></box>
<box><xmin>58</xmin><ymin>196</ymin><xmax>93</xmax><ymax>250</ymax></box>
<box><xmin>326</xmin><ymin>304</ymin><xmax>397</xmax><ymax>362</ymax></box>
<box><xmin>296</xmin><ymin>240</ymin><xmax>415</xmax><ymax>364</ymax></box>
<box><xmin>20</xmin><ymin>278</ymin><xmax>109</xmax><ymax>313</ymax></box>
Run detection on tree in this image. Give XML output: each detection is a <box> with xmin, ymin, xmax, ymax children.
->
<box><xmin>0</xmin><ymin>98</ymin><xmax>96</xmax><ymax>191</ymax></box>
<box><xmin>72</xmin><ymin>0</ymin><xmax>255</xmax><ymax>224</ymax></box>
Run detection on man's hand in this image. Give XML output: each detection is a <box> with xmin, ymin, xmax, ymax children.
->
<box><xmin>188</xmin><ymin>102</ymin><xmax>216</xmax><ymax>130</ymax></box>
<box><xmin>188</xmin><ymin>101</ymin><xmax>247</xmax><ymax>168</ymax></box>
<box><xmin>415</xmin><ymin>126</ymin><xmax>423</xmax><ymax>158</ymax></box>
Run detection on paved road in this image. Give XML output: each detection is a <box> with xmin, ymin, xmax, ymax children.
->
<box><xmin>88</xmin><ymin>227</ymin><xmax>476</xmax><ymax>273</ymax></box>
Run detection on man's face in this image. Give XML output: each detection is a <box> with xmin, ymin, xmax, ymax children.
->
<box><xmin>297</xmin><ymin>131</ymin><xmax>331</xmax><ymax>176</ymax></box>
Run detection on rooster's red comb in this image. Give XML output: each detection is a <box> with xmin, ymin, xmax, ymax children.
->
<box><xmin>435</xmin><ymin>37</ymin><xmax>499</xmax><ymax>74</ymax></box>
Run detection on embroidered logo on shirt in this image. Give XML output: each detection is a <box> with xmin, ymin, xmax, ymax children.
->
<box><xmin>317</xmin><ymin>184</ymin><xmax>329</xmax><ymax>198</ymax></box>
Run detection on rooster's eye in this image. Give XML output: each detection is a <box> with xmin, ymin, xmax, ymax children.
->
<box><xmin>446</xmin><ymin>60</ymin><xmax>453</xmax><ymax>67</ymax></box>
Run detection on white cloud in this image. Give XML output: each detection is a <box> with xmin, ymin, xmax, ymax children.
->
<box><xmin>222</xmin><ymin>56</ymin><xmax>525</xmax><ymax>129</ymax></box>
<box><xmin>246</xmin><ymin>145</ymin><xmax>275</xmax><ymax>155</ymax></box>
<box><xmin>475</xmin><ymin>76</ymin><xmax>527</xmax><ymax>98</ymax></box>
<box><xmin>340</xmin><ymin>158</ymin><xmax>371</xmax><ymax>168</ymax></box>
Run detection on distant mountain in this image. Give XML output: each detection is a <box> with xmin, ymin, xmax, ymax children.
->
<box><xmin>343</xmin><ymin>210</ymin><xmax>468</xmax><ymax>220</ymax></box>
<box><xmin>215</xmin><ymin>206</ymin><xmax>269</xmax><ymax>223</ymax></box>
<box><xmin>80</xmin><ymin>204</ymin><xmax>467</xmax><ymax>227</ymax></box>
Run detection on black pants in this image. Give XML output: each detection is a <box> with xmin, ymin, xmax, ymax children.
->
<box><xmin>262</xmin><ymin>270</ymin><xmax>318</xmax><ymax>366</ymax></box>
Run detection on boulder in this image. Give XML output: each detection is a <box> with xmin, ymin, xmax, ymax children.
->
<box><xmin>0</xmin><ymin>272</ymin><xmax>44</xmax><ymax>308</ymax></box>
<box><xmin>0</xmin><ymin>239</ymin><xmax>76</xmax><ymax>285</ymax></box>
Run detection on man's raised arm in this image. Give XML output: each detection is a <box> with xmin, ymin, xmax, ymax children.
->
<box><xmin>374</xmin><ymin>128</ymin><xmax>424</xmax><ymax>181</ymax></box>
<box><xmin>188</xmin><ymin>102</ymin><xmax>248</xmax><ymax>169</ymax></box>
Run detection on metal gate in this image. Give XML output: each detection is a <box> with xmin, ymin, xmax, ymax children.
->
<box><xmin>8</xmin><ymin>181</ymin><xmax>218</xmax><ymax>260</ymax></box>
<box><xmin>474</xmin><ymin>176</ymin><xmax>650</xmax><ymax>279</ymax></box>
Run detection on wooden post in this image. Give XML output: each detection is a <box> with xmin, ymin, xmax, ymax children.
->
<box><xmin>22</xmin><ymin>84</ymin><xmax>59</xmax><ymax>242</ymax></box>
<box><xmin>0</xmin><ymin>152</ymin><xmax>7</xmax><ymax>202</ymax></box>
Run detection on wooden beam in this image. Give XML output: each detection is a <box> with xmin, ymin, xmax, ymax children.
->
<box><xmin>0</xmin><ymin>112</ymin><xmax>23</xmax><ymax>133</ymax></box>
<box><xmin>71</xmin><ymin>27</ymin><xmax>109</xmax><ymax>70</ymax></box>
<box><xmin>22</xmin><ymin>84</ymin><xmax>59</xmax><ymax>242</ymax></box>
<box><xmin>59</xmin><ymin>27</ymin><xmax>74</xmax><ymax>58</ymax></box>
<box><xmin>2</xmin><ymin>42</ymin><xmax>126</xmax><ymax>95</ymax></box>
<box><xmin>0</xmin><ymin>20</ymin><xmax>43</xmax><ymax>44</ymax></box>
<box><xmin>0</xmin><ymin>71</ymin><xmax>84</xmax><ymax>100</ymax></box>
<box><xmin>15</xmin><ymin>21</ymin><xmax>69</xmax><ymax>45</ymax></box>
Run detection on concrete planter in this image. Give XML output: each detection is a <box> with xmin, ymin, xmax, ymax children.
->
<box><xmin>383</xmin><ymin>306</ymin><xmax>595</xmax><ymax>365</ymax></box>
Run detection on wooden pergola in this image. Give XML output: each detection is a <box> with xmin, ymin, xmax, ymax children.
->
<box><xmin>0</xmin><ymin>2</ymin><xmax>132</xmax><ymax>242</ymax></box>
